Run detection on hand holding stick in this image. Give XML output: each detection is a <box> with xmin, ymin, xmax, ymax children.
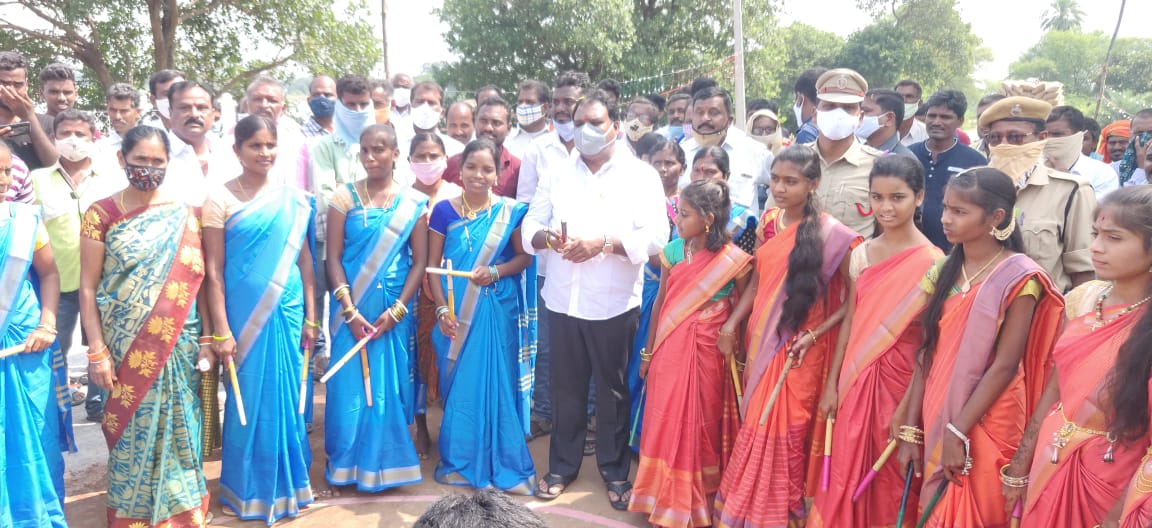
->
<box><xmin>425</xmin><ymin>267</ymin><xmax>475</xmax><ymax>279</ymax></box>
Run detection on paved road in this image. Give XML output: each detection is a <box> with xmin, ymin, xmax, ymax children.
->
<box><xmin>62</xmin><ymin>382</ymin><xmax>651</xmax><ymax>527</ymax></box>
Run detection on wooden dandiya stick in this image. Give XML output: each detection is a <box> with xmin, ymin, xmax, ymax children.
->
<box><xmin>446</xmin><ymin>259</ymin><xmax>457</xmax><ymax>323</ymax></box>
<box><xmin>822</xmin><ymin>417</ymin><xmax>834</xmax><ymax>491</ymax></box>
<box><xmin>0</xmin><ymin>344</ymin><xmax>26</xmax><ymax>358</ymax></box>
<box><xmin>758</xmin><ymin>350</ymin><xmax>795</xmax><ymax>426</ymax></box>
<box><xmin>629</xmin><ymin>383</ymin><xmax>646</xmax><ymax>447</ymax></box>
<box><xmin>1010</xmin><ymin>501</ymin><xmax>1022</xmax><ymax>528</ymax></box>
<box><xmin>852</xmin><ymin>438</ymin><xmax>901</xmax><ymax>501</ymax></box>
<box><xmin>729</xmin><ymin>355</ymin><xmax>743</xmax><ymax>422</ymax></box>
<box><xmin>915</xmin><ymin>480</ymin><xmax>949</xmax><ymax>528</ymax></box>
<box><xmin>425</xmin><ymin>267</ymin><xmax>475</xmax><ymax>279</ymax></box>
<box><xmin>895</xmin><ymin>462</ymin><xmax>915</xmax><ymax>527</ymax></box>
<box><xmin>298</xmin><ymin>347</ymin><xmax>311</xmax><ymax>415</ymax></box>
<box><xmin>320</xmin><ymin>330</ymin><xmax>376</xmax><ymax>384</ymax></box>
<box><xmin>225</xmin><ymin>354</ymin><xmax>247</xmax><ymax>426</ymax></box>
<box><xmin>360</xmin><ymin>341</ymin><xmax>373</xmax><ymax>408</ymax></box>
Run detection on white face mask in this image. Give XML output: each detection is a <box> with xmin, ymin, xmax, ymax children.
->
<box><xmin>573</xmin><ymin>123</ymin><xmax>614</xmax><ymax>156</ymax></box>
<box><xmin>816</xmin><ymin>108</ymin><xmax>860</xmax><ymax>141</ymax></box>
<box><xmin>56</xmin><ymin>135</ymin><xmax>95</xmax><ymax>162</ymax></box>
<box><xmin>393</xmin><ymin>88</ymin><xmax>411</xmax><ymax>108</ymax></box>
<box><xmin>855</xmin><ymin>115</ymin><xmax>882</xmax><ymax>141</ymax></box>
<box><xmin>156</xmin><ymin>98</ymin><xmax>171</xmax><ymax>119</ymax></box>
<box><xmin>903</xmin><ymin>103</ymin><xmax>919</xmax><ymax>122</ymax></box>
<box><xmin>793</xmin><ymin>101</ymin><xmax>805</xmax><ymax>125</ymax></box>
<box><xmin>555</xmin><ymin>120</ymin><xmax>575</xmax><ymax>142</ymax></box>
<box><xmin>1043</xmin><ymin>131</ymin><xmax>1084</xmax><ymax>172</ymax></box>
<box><xmin>411</xmin><ymin>103</ymin><xmax>441</xmax><ymax>131</ymax></box>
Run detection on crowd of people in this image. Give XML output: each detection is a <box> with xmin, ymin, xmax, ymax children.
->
<box><xmin>2</xmin><ymin>45</ymin><xmax>1152</xmax><ymax>528</ymax></box>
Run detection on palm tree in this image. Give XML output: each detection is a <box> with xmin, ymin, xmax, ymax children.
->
<box><xmin>1041</xmin><ymin>0</ymin><xmax>1086</xmax><ymax>31</ymax></box>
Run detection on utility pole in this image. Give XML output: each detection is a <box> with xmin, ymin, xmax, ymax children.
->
<box><xmin>1094</xmin><ymin>0</ymin><xmax>1126</xmax><ymax>120</ymax></box>
<box><xmin>733</xmin><ymin>0</ymin><xmax>747</xmax><ymax>129</ymax></box>
<box><xmin>381</xmin><ymin>0</ymin><xmax>390</xmax><ymax>78</ymax></box>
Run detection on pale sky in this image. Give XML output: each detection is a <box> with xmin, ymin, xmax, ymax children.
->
<box><xmin>382</xmin><ymin>0</ymin><xmax>1150</xmax><ymax>86</ymax></box>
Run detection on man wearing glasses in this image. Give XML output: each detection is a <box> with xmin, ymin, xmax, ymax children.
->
<box><xmin>980</xmin><ymin>96</ymin><xmax>1096</xmax><ymax>292</ymax></box>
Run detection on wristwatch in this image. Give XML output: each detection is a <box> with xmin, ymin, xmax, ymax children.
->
<box><xmin>602</xmin><ymin>234</ymin><xmax>613</xmax><ymax>255</ymax></box>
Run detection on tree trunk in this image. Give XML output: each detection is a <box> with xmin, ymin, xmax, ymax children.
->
<box><xmin>1094</xmin><ymin>0</ymin><xmax>1126</xmax><ymax>120</ymax></box>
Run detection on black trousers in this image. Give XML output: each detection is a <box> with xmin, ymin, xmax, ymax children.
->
<box><xmin>547</xmin><ymin>307</ymin><xmax>638</xmax><ymax>483</ymax></box>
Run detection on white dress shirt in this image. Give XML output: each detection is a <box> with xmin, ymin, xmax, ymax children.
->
<box><xmin>517</xmin><ymin>131</ymin><xmax>576</xmax><ymax>277</ymax></box>
<box><xmin>522</xmin><ymin>146</ymin><xmax>668</xmax><ymax>320</ymax></box>
<box><xmin>900</xmin><ymin>119</ymin><xmax>929</xmax><ymax>146</ymax></box>
<box><xmin>1068</xmin><ymin>154</ymin><xmax>1119</xmax><ymax>199</ymax></box>
<box><xmin>679</xmin><ymin>126</ymin><xmax>772</xmax><ymax>216</ymax></box>
<box><xmin>504</xmin><ymin>126</ymin><xmax>550</xmax><ymax>159</ymax></box>
<box><xmin>164</xmin><ymin>131</ymin><xmax>240</xmax><ymax>207</ymax></box>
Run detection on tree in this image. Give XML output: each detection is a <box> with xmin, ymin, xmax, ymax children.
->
<box><xmin>0</xmin><ymin>0</ymin><xmax>380</xmax><ymax>104</ymax></box>
<box><xmin>433</xmin><ymin>0</ymin><xmax>778</xmax><ymax>98</ymax></box>
<box><xmin>1009</xmin><ymin>30</ymin><xmax>1108</xmax><ymax>97</ymax></box>
<box><xmin>836</xmin><ymin>0</ymin><xmax>986</xmax><ymax>93</ymax></box>
<box><xmin>1041</xmin><ymin>0</ymin><xmax>1086</xmax><ymax>32</ymax></box>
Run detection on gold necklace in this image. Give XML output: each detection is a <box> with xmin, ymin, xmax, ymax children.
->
<box><xmin>959</xmin><ymin>246</ymin><xmax>1004</xmax><ymax>295</ymax></box>
<box><xmin>234</xmin><ymin>177</ymin><xmax>254</xmax><ymax>201</ymax></box>
<box><xmin>355</xmin><ymin>180</ymin><xmax>393</xmax><ymax>227</ymax></box>
<box><xmin>461</xmin><ymin>192</ymin><xmax>492</xmax><ymax>220</ymax></box>
<box><xmin>1092</xmin><ymin>283</ymin><xmax>1152</xmax><ymax>331</ymax></box>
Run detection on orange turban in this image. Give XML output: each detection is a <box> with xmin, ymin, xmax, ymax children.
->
<box><xmin>1098</xmin><ymin>120</ymin><xmax>1131</xmax><ymax>163</ymax></box>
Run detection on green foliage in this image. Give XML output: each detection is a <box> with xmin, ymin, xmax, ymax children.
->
<box><xmin>835</xmin><ymin>0</ymin><xmax>984</xmax><ymax>93</ymax></box>
<box><xmin>0</xmin><ymin>0</ymin><xmax>380</xmax><ymax>107</ymax></box>
<box><xmin>1010</xmin><ymin>31</ymin><xmax>1107</xmax><ymax>96</ymax></box>
<box><xmin>434</xmin><ymin>0</ymin><xmax>780</xmax><ymax>99</ymax></box>
<box><xmin>1040</xmin><ymin>0</ymin><xmax>1085</xmax><ymax>32</ymax></box>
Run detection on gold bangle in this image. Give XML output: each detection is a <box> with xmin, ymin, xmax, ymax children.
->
<box><xmin>805</xmin><ymin>328</ymin><xmax>818</xmax><ymax>342</ymax></box>
<box><xmin>341</xmin><ymin>304</ymin><xmax>358</xmax><ymax>316</ymax></box>
<box><xmin>36</xmin><ymin>324</ymin><xmax>58</xmax><ymax>335</ymax></box>
<box><xmin>333</xmin><ymin>284</ymin><xmax>350</xmax><ymax>301</ymax></box>
<box><xmin>212</xmin><ymin>333</ymin><xmax>233</xmax><ymax>342</ymax></box>
<box><xmin>304</xmin><ymin>319</ymin><xmax>321</xmax><ymax>328</ymax></box>
<box><xmin>639</xmin><ymin>348</ymin><xmax>653</xmax><ymax>362</ymax></box>
<box><xmin>999</xmin><ymin>463</ymin><xmax>1029</xmax><ymax>488</ymax></box>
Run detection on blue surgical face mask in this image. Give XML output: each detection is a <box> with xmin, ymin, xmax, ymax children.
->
<box><xmin>665</xmin><ymin>125</ymin><xmax>684</xmax><ymax>140</ymax></box>
<box><xmin>309</xmin><ymin>97</ymin><xmax>336</xmax><ymax>119</ymax></box>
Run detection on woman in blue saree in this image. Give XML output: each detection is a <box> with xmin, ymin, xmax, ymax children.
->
<box><xmin>203</xmin><ymin>116</ymin><xmax>318</xmax><ymax>523</ymax></box>
<box><xmin>428</xmin><ymin>139</ymin><xmax>537</xmax><ymax>494</ymax></box>
<box><xmin>323</xmin><ymin>124</ymin><xmax>428</xmax><ymax>493</ymax></box>
<box><xmin>82</xmin><ymin>126</ymin><xmax>212</xmax><ymax>527</ymax></box>
<box><xmin>627</xmin><ymin>135</ymin><xmax>684</xmax><ymax>451</ymax></box>
<box><xmin>0</xmin><ymin>142</ymin><xmax>66</xmax><ymax>528</ymax></box>
<box><xmin>690</xmin><ymin>147</ymin><xmax>758</xmax><ymax>255</ymax></box>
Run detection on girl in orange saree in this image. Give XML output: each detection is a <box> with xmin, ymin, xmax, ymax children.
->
<box><xmin>897</xmin><ymin>168</ymin><xmax>1063</xmax><ymax>528</ymax></box>
<box><xmin>629</xmin><ymin>180</ymin><xmax>752</xmax><ymax>528</ymax></box>
<box><xmin>713</xmin><ymin>146</ymin><xmax>861</xmax><ymax>528</ymax></box>
<box><xmin>1001</xmin><ymin>186</ymin><xmax>1152</xmax><ymax>528</ymax></box>
<box><xmin>809</xmin><ymin>156</ymin><xmax>942</xmax><ymax>528</ymax></box>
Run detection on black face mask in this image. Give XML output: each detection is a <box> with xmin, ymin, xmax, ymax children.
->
<box><xmin>125</xmin><ymin>164</ymin><xmax>166</xmax><ymax>191</ymax></box>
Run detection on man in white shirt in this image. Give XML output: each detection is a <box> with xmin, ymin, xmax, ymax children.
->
<box><xmin>895</xmin><ymin>79</ymin><xmax>929</xmax><ymax>146</ymax></box>
<box><xmin>140</xmin><ymin>69</ymin><xmax>184</xmax><ymax>131</ymax></box>
<box><xmin>516</xmin><ymin>70</ymin><xmax>587</xmax><ymax>441</ymax></box>
<box><xmin>523</xmin><ymin>89</ymin><xmax>667</xmax><ymax>503</ymax></box>
<box><xmin>504</xmin><ymin>79</ymin><xmax>552</xmax><ymax>159</ymax></box>
<box><xmin>163</xmin><ymin>81</ymin><xmax>237</xmax><ymax>206</ymax></box>
<box><xmin>678</xmin><ymin>86</ymin><xmax>771</xmax><ymax>215</ymax></box>
<box><xmin>241</xmin><ymin>75</ymin><xmax>306</xmax><ymax>188</ymax></box>
<box><xmin>1045</xmin><ymin>105</ymin><xmax>1120</xmax><ymax>199</ymax></box>
<box><xmin>396</xmin><ymin>80</ymin><xmax>464</xmax><ymax>171</ymax></box>
<box><xmin>98</xmin><ymin>83</ymin><xmax>141</xmax><ymax>155</ymax></box>
<box><xmin>444</xmin><ymin>101</ymin><xmax>474</xmax><ymax>146</ymax></box>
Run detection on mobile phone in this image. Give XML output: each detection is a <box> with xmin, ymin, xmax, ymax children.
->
<box><xmin>0</xmin><ymin>121</ymin><xmax>30</xmax><ymax>133</ymax></box>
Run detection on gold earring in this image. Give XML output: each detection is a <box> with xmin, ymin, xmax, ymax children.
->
<box><xmin>990</xmin><ymin>215</ymin><xmax>1016</xmax><ymax>241</ymax></box>
<box><xmin>705</xmin><ymin>223</ymin><xmax>711</xmax><ymax>233</ymax></box>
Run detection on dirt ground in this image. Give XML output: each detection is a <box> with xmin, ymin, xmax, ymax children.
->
<box><xmin>61</xmin><ymin>383</ymin><xmax>651</xmax><ymax>528</ymax></box>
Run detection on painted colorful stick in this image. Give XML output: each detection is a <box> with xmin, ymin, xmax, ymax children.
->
<box><xmin>895</xmin><ymin>462</ymin><xmax>915</xmax><ymax>527</ymax></box>
<box><xmin>560</xmin><ymin>221</ymin><xmax>568</xmax><ymax>244</ymax></box>
<box><xmin>1010</xmin><ymin>501</ymin><xmax>1022</xmax><ymax>528</ymax></box>
<box><xmin>320</xmin><ymin>330</ymin><xmax>376</xmax><ymax>383</ymax></box>
<box><xmin>225</xmin><ymin>354</ymin><xmax>247</xmax><ymax>426</ymax></box>
<box><xmin>0</xmin><ymin>344</ymin><xmax>26</xmax><ymax>358</ymax></box>
<box><xmin>822</xmin><ymin>417</ymin><xmax>834</xmax><ymax>491</ymax></box>
<box><xmin>729</xmin><ymin>355</ymin><xmax>743</xmax><ymax>421</ymax></box>
<box><xmin>298</xmin><ymin>347</ymin><xmax>311</xmax><ymax>415</ymax></box>
<box><xmin>915</xmin><ymin>480</ymin><xmax>949</xmax><ymax>528</ymax></box>
<box><xmin>853</xmin><ymin>438</ymin><xmax>901</xmax><ymax>501</ymax></box>
<box><xmin>424</xmin><ymin>267</ymin><xmax>475</xmax><ymax>279</ymax></box>
<box><xmin>629</xmin><ymin>384</ymin><xmax>646</xmax><ymax>447</ymax></box>
<box><xmin>758</xmin><ymin>352</ymin><xmax>794</xmax><ymax>426</ymax></box>
<box><xmin>446</xmin><ymin>259</ymin><xmax>457</xmax><ymax>322</ymax></box>
<box><xmin>360</xmin><ymin>341</ymin><xmax>373</xmax><ymax>408</ymax></box>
